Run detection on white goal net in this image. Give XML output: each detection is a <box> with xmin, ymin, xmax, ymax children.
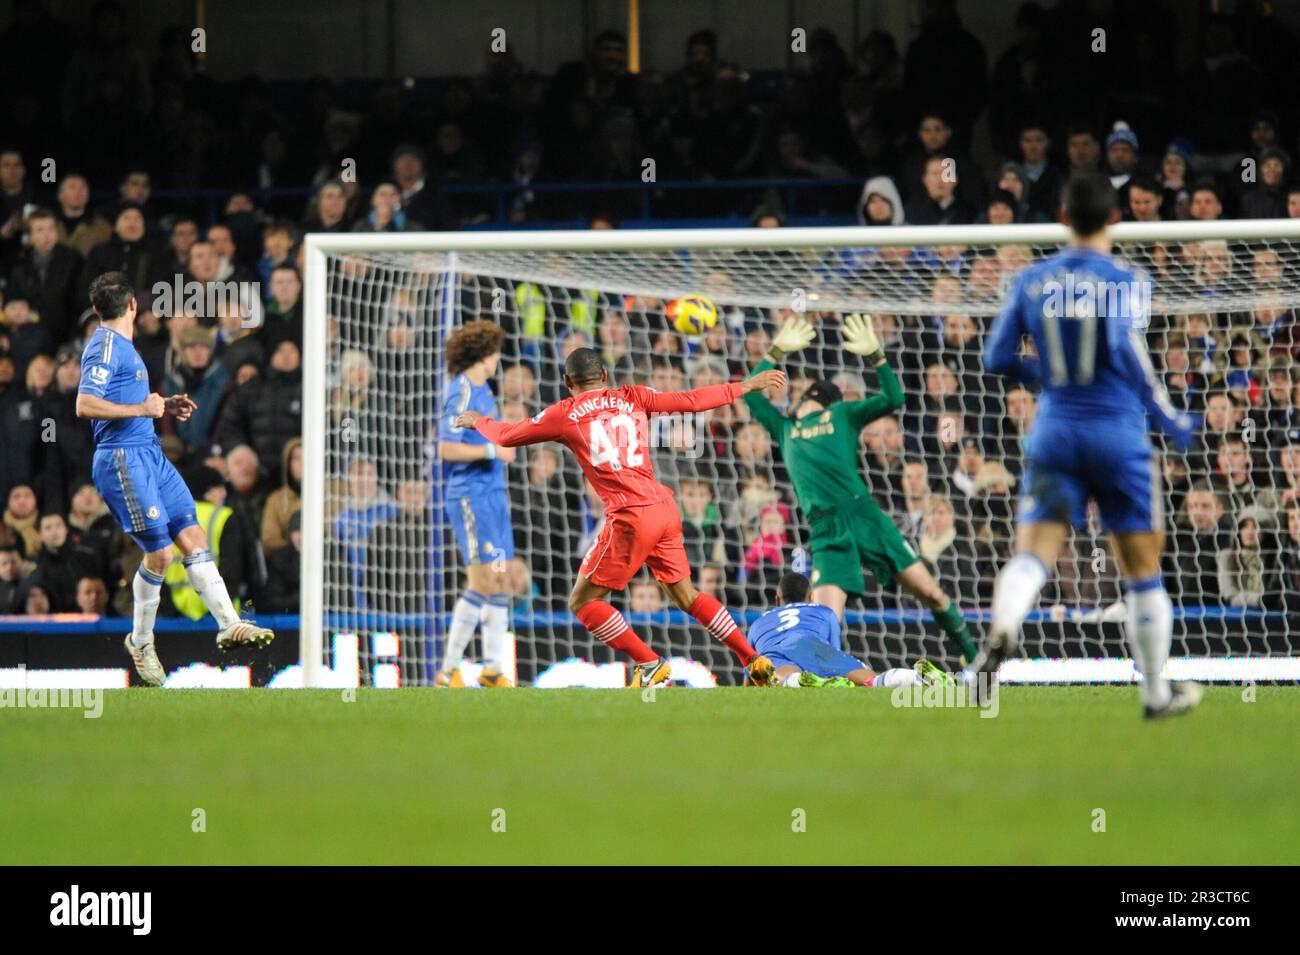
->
<box><xmin>301</xmin><ymin>223</ymin><xmax>1300</xmax><ymax>687</ymax></box>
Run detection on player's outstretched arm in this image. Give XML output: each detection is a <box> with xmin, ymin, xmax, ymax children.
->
<box><xmin>76</xmin><ymin>392</ymin><xmax>166</xmax><ymax>420</ymax></box>
<box><xmin>458</xmin><ymin>406</ymin><xmax>565</xmax><ymax>448</ymax></box>
<box><xmin>742</xmin><ymin>317</ymin><xmax>814</xmax><ymax>435</ymax></box>
<box><xmin>841</xmin><ymin>314</ymin><xmax>905</xmax><ymax>428</ymax></box>
<box><xmin>639</xmin><ymin>369</ymin><xmax>787</xmax><ymax>415</ymax></box>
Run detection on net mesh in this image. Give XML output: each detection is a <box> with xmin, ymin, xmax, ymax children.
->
<box><xmin>316</xmin><ymin>235</ymin><xmax>1300</xmax><ymax>686</ymax></box>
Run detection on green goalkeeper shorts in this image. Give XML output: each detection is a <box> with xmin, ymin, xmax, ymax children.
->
<box><xmin>807</xmin><ymin>499</ymin><xmax>920</xmax><ymax>594</ymax></box>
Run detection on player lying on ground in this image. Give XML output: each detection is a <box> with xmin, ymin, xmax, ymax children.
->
<box><xmin>455</xmin><ymin>346</ymin><xmax>785</xmax><ymax>688</ymax></box>
<box><xmin>744</xmin><ymin>313</ymin><xmax>978</xmax><ymax>664</ymax></box>
<box><xmin>976</xmin><ymin>170</ymin><xmax>1201</xmax><ymax>719</ymax></box>
<box><xmin>749</xmin><ymin>572</ymin><xmax>952</xmax><ymax>688</ymax></box>
<box><xmin>76</xmin><ymin>272</ymin><xmax>274</xmax><ymax>686</ymax></box>
<box><xmin>436</xmin><ymin>320</ymin><xmax>516</xmax><ymax>688</ymax></box>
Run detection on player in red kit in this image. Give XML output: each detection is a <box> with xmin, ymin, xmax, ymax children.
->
<box><xmin>455</xmin><ymin>346</ymin><xmax>786</xmax><ymax>687</ymax></box>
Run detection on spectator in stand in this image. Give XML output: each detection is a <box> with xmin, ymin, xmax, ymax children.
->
<box><xmin>1216</xmin><ymin>507</ymin><xmax>1276</xmax><ymax>608</ymax></box>
<box><xmin>1239</xmin><ymin>145</ymin><xmax>1289</xmax><ymax>219</ymax></box>
<box><xmin>1189</xmin><ymin>180</ymin><xmax>1224</xmax><ymax>221</ymax></box>
<box><xmin>1126</xmin><ymin>177</ymin><xmax>1163</xmax><ymax>222</ymax></box>
<box><xmin>9</xmin><ymin>209</ymin><xmax>82</xmax><ymax>348</ymax></box>
<box><xmin>262</xmin><ymin>510</ymin><xmax>301</xmax><ymax>614</ymax></box>
<box><xmin>918</xmin><ymin>493</ymin><xmax>986</xmax><ymax>606</ymax></box>
<box><xmin>392</xmin><ymin>144</ymin><xmax>444</xmax><ymax>231</ymax></box>
<box><xmin>55</xmin><ymin>174</ymin><xmax>112</xmax><ymax>258</ymax></box>
<box><xmin>1159</xmin><ymin>140</ymin><xmax>1194</xmax><ymax>220</ymax></box>
<box><xmin>74</xmin><ymin>574</ymin><xmax>111</xmax><ymax>615</ymax></box>
<box><xmin>225</xmin><ymin>444</ymin><xmax>269</xmax><ymax>537</ymax></box>
<box><xmin>206</xmin><ymin>224</ymin><xmax>241</xmax><ymax>279</ymax></box>
<box><xmin>905</xmin><ymin>154</ymin><xmax>974</xmax><ymax>226</ymax></box>
<box><xmin>1169</xmin><ymin>482</ymin><xmax>1226</xmax><ymax>604</ymax></box>
<box><xmin>679</xmin><ymin>475</ymin><xmax>741</xmax><ymax>570</ymax></box>
<box><xmin>741</xmin><ymin>501</ymin><xmax>793</xmax><ymax>603</ymax></box>
<box><xmin>352</xmin><ymin>182</ymin><xmax>424</xmax><ymax>233</ymax></box>
<box><xmin>152</xmin><ymin>217</ymin><xmax>199</xmax><ymax>285</ymax></box>
<box><xmin>65</xmin><ymin>479</ymin><xmax>115</xmax><ymax>572</ymax></box>
<box><xmin>628</xmin><ymin>575</ymin><xmax>667</xmax><ymax>614</ymax></box>
<box><xmin>2</xmin><ymin>287</ymin><xmax>48</xmax><ymax>373</ymax></box>
<box><xmin>1065</xmin><ymin>123</ymin><xmax>1101</xmax><ymax>176</ymax></box>
<box><xmin>79</xmin><ymin>202</ymin><xmax>152</xmax><ymax>306</ymax></box>
<box><xmin>857</xmin><ymin>174</ymin><xmax>905</xmax><ymax>226</ymax></box>
<box><xmin>0</xmin><ymin>149</ymin><xmax>38</xmax><ymax>272</ymax></box>
<box><xmin>897</xmin><ymin>458</ymin><xmax>932</xmax><ymax>541</ymax></box>
<box><xmin>1103</xmin><ymin>121</ymin><xmax>1141</xmax><ymax>203</ymax></box>
<box><xmin>0</xmin><ymin>542</ymin><xmax>25</xmax><ymax>612</ymax></box>
<box><xmin>260</xmin><ymin>264</ymin><xmax>302</xmax><ymax>350</ymax></box>
<box><xmin>217</xmin><ymin>338</ymin><xmax>302</xmax><ymax>479</ymax></box>
<box><xmin>257</xmin><ymin>220</ymin><xmax>295</xmax><ymax>299</ymax></box>
<box><xmin>898</xmin><ymin>113</ymin><xmax>983</xmax><ymax>208</ymax></box>
<box><xmin>20</xmin><ymin>579</ymin><xmax>51</xmax><ymax>615</ymax></box>
<box><xmin>3</xmin><ymin>483</ymin><xmax>40</xmax><ymax>556</ymax></box>
<box><xmin>1212</xmin><ymin>434</ymin><xmax>1279</xmax><ymax>519</ymax></box>
<box><xmin>1015</xmin><ymin>121</ymin><xmax>1063</xmax><ymax>219</ymax></box>
<box><xmin>261</xmin><ymin>437</ymin><xmax>302</xmax><ymax>554</ymax></box>
<box><xmin>213</xmin><ymin>296</ymin><xmax>265</xmax><ymax>375</ymax></box>
<box><xmin>164</xmin><ymin>326</ymin><xmax>226</xmax><ymax>456</ymax></box>
<box><xmin>33</xmin><ymin>511</ymin><xmax>96</xmax><ymax>611</ymax></box>
<box><xmin>35</xmin><ymin>345</ymin><xmax>92</xmax><ymax>512</ymax></box>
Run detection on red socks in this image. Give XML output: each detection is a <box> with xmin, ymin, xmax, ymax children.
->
<box><xmin>687</xmin><ymin>592</ymin><xmax>756</xmax><ymax>665</ymax></box>
<box><xmin>576</xmin><ymin>601</ymin><xmax>658</xmax><ymax>663</ymax></box>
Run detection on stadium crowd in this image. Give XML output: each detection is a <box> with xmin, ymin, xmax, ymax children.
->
<box><xmin>0</xmin><ymin>0</ymin><xmax>1299</xmax><ymax>628</ymax></box>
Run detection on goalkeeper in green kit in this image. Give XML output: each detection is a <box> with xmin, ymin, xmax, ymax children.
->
<box><xmin>744</xmin><ymin>314</ymin><xmax>978</xmax><ymax>664</ymax></box>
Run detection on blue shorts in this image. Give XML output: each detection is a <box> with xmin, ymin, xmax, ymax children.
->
<box><xmin>757</xmin><ymin>633</ymin><xmax>868</xmax><ymax>678</ymax></box>
<box><xmin>1019</xmin><ymin>418</ymin><xmax>1160</xmax><ymax>534</ymax></box>
<box><xmin>445</xmin><ymin>491</ymin><xmax>514</xmax><ymax>566</ymax></box>
<box><xmin>93</xmin><ymin>443</ymin><xmax>198</xmax><ymax>552</ymax></box>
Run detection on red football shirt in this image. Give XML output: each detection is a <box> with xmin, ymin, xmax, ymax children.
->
<box><xmin>475</xmin><ymin>382</ymin><xmax>745</xmax><ymax>513</ymax></box>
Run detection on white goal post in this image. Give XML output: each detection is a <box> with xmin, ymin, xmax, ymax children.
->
<box><xmin>301</xmin><ymin>221</ymin><xmax>1300</xmax><ymax>688</ymax></box>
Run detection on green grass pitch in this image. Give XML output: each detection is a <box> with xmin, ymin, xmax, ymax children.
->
<box><xmin>2</xmin><ymin>686</ymin><xmax>1296</xmax><ymax>865</ymax></box>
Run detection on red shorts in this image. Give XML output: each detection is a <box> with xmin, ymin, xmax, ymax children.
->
<box><xmin>579</xmin><ymin>498</ymin><xmax>691</xmax><ymax>591</ymax></box>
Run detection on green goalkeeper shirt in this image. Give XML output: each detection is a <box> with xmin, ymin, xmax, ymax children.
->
<box><xmin>743</xmin><ymin>358</ymin><xmax>905</xmax><ymax>520</ymax></box>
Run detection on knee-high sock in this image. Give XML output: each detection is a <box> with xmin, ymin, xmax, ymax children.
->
<box><xmin>443</xmin><ymin>591</ymin><xmax>485</xmax><ymax>672</ymax></box>
<box><xmin>1124</xmin><ymin>574</ymin><xmax>1173</xmax><ymax>709</ymax></box>
<box><xmin>686</xmin><ymin>592</ymin><xmax>755</xmax><ymax>665</ymax></box>
<box><xmin>129</xmin><ymin>566</ymin><xmax>164</xmax><ymax>648</ymax></box>
<box><xmin>576</xmin><ymin>601</ymin><xmax>658</xmax><ymax>664</ymax></box>
<box><xmin>182</xmin><ymin>550</ymin><xmax>239</xmax><ymax>630</ymax></box>
<box><xmin>933</xmin><ymin>599</ymin><xmax>977</xmax><ymax>662</ymax></box>
<box><xmin>481</xmin><ymin>593</ymin><xmax>510</xmax><ymax>671</ymax></box>
<box><xmin>869</xmin><ymin>668</ymin><xmax>921</xmax><ymax>687</ymax></box>
<box><xmin>990</xmin><ymin>552</ymin><xmax>1050</xmax><ymax>639</ymax></box>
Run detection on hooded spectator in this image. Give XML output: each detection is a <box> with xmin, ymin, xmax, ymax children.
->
<box><xmin>857</xmin><ymin>175</ymin><xmax>904</xmax><ymax>225</ymax></box>
<box><xmin>260</xmin><ymin>437</ymin><xmax>302</xmax><ymax>554</ymax></box>
<box><xmin>164</xmin><ymin>325</ymin><xmax>227</xmax><ymax>455</ymax></box>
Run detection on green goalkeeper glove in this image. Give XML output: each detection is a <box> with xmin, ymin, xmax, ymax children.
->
<box><xmin>768</xmin><ymin>316</ymin><xmax>815</xmax><ymax>361</ymax></box>
<box><xmin>842</xmin><ymin>313</ymin><xmax>885</xmax><ymax>365</ymax></box>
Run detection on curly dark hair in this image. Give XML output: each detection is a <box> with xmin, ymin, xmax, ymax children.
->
<box><xmin>446</xmin><ymin>320</ymin><xmax>506</xmax><ymax>376</ymax></box>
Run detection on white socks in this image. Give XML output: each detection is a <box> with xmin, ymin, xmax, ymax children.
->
<box><xmin>1125</xmin><ymin>575</ymin><xmax>1173</xmax><ymax>709</ymax></box>
<box><xmin>443</xmin><ymin>591</ymin><xmax>485</xmax><ymax>673</ymax></box>
<box><xmin>129</xmin><ymin>566</ymin><xmax>164</xmax><ymax>648</ymax></box>
<box><xmin>990</xmin><ymin>551</ymin><xmax>1050</xmax><ymax>638</ymax></box>
<box><xmin>182</xmin><ymin>550</ymin><xmax>240</xmax><ymax>630</ymax></box>
<box><xmin>480</xmin><ymin>594</ymin><xmax>510</xmax><ymax>672</ymax></box>
<box><xmin>870</xmin><ymin>668</ymin><xmax>921</xmax><ymax>687</ymax></box>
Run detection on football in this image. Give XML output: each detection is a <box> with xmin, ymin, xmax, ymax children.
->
<box><xmin>667</xmin><ymin>293</ymin><xmax>718</xmax><ymax>335</ymax></box>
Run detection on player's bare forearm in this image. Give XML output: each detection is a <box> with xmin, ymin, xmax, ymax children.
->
<box><xmin>76</xmin><ymin>393</ymin><xmax>165</xmax><ymax>420</ymax></box>
<box><xmin>438</xmin><ymin>441</ymin><xmax>494</xmax><ymax>462</ymax></box>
